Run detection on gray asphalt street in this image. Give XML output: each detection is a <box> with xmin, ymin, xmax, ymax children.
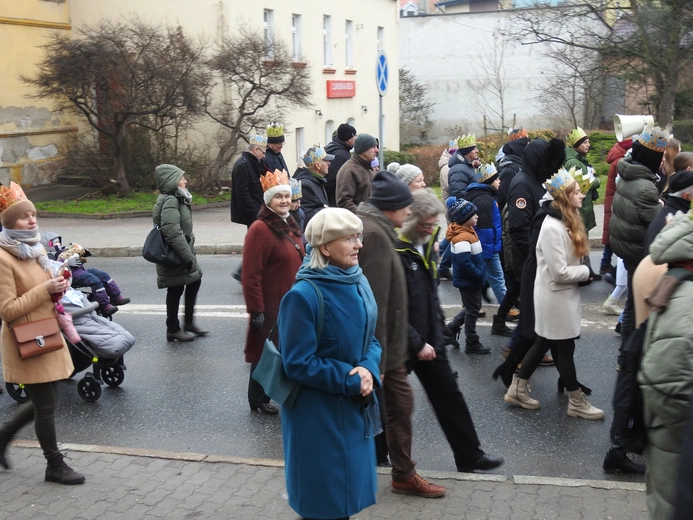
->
<box><xmin>0</xmin><ymin>253</ymin><xmax>642</xmax><ymax>483</ymax></box>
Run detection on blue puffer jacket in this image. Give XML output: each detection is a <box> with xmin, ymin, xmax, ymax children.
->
<box><xmin>465</xmin><ymin>183</ymin><xmax>502</xmax><ymax>259</ymax></box>
<box><xmin>448</xmin><ymin>153</ymin><xmax>477</xmax><ymax>197</ymax></box>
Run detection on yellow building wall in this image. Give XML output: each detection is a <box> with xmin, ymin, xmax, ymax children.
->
<box><xmin>0</xmin><ymin>0</ymin><xmax>76</xmax><ymax>187</ymax></box>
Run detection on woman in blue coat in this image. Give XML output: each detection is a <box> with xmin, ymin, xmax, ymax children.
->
<box><xmin>279</xmin><ymin>208</ymin><xmax>382</xmax><ymax>520</ymax></box>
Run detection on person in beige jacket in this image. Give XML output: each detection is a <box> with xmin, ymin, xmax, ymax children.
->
<box><xmin>0</xmin><ymin>182</ymin><xmax>84</xmax><ymax>485</ymax></box>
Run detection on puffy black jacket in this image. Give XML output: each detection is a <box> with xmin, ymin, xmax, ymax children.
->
<box><xmin>293</xmin><ymin>167</ymin><xmax>329</xmax><ymax>226</ymax></box>
<box><xmin>497</xmin><ymin>139</ymin><xmax>527</xmax><ymax>212</ymax></box>
<box><xmin>230</xmin><ymin>151</ymin><xmax>266</xmax><ymax>226</ymax></box>
<box><xmin>644</xmin><ymin>195</ymin><xmax>689</xmax><ymax>255</ymax></box>
<box><xmin>448</xmin><ymin>153</ymin><xmax>476</xmax><ymax>197</ymax></box>
<box><xmin>324</xmin><ymin>138</ymin><xmax>353</xmax><ymax>206</ymax></box>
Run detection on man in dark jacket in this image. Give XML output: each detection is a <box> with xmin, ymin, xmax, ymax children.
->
<box><xmin>497</xmin><ymin>134</ymin><xmax>528</xmax><ymax>212</ymax></box>
<box><xmin>448</xmin><ymin>134</ymin><xmax>480</xmax><ymax>197</ymax></box>
<box><xmin>644</xmin><ymin>170</ymin><xmax>693</xmax><ymax>253</ymax></box>
<box><xmin>292</xmin><ymin>146</ymin><xmax>334</xmax><ymax>226</ymax></box>
<box><xmin>357</xmin><ymin>172</ymin><xmax>446</xmax><ymax>498</ymax></box>
<box><xmin>396</xmin><ymin>189</ymin><xmax>504</xmax><ymax>473</ymax></box>
<box><xmin>262</xmin><ymin>122</ymin><xmax>288</xmax><ymax>173</ymax></box>
<box><xmin>231</xmin><ymin>137</ymin><xmax>268</xmax><ymax>227</ymax></box>
<box><xmin>324</xmin><ymin>123</ymin><xmax>357</xmax><ymax>206</ymax></box>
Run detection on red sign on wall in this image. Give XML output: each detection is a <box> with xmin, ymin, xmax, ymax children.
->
<box><xmin>326</xmin><ymin>80</ymin><xmax>356</xmax><ymax>98</ymax></box>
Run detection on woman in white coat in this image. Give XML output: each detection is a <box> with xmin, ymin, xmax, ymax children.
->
<box><xmin>504</xmin><ymin>168</ymin><xmax>604</xmax><ymax>420</ymax></box>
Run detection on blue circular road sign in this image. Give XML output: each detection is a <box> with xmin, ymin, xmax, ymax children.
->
<box><xmin>376</xmin><ymin>51</ymin><xmax>388</xmax><ymax>96</ymax></box>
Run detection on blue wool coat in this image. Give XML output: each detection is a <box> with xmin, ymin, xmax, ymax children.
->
<box><xmin>278</xmin><ymin>265</ymin><xmax>381</xmax><ymax>520</ymax></box>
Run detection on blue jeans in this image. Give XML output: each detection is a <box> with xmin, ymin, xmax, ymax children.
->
<box><xmin>601</xmin><ymin>244</ymin><xmax>614</xmax><ymax>269</ymax></box>
<box><xmin>440</xmin><ymin>239</ymin><xmax>452</xmax><ymax>272</ymax></box>
<box><xmin>484</xmin><ymin>253</ymin><xmax>506</xmax><ymax>303</ymax></box>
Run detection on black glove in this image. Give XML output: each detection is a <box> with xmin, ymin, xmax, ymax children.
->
<box><xmin>183</xmin><ymin>260</ymin><xmax>194</xmax><ymax>272</ymax></box>
<box><xmin>578</xmin><ymin>267</ymin><xmax>597</xmax><ymax>287</ymax></box>
<box><xmin>250</xmin><ymin>312</ymin><xmax>265</xmax><ymax>330</ymax></box>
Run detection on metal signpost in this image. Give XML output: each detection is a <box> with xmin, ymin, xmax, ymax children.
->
<box><xmin>376</xmin><ymin>51</ymin><xmax>388</xmax><ymax>167</ymax></box>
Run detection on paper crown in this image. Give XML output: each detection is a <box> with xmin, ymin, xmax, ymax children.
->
<box><xmin>290</xmin><ymin>178</ymin><xmax>302</xmax><ymax>200</ymax></box>
<box><xmin>249</xmin><ymin>134</ymin><xmax>267</xmax><ymax>147</ymax></box>
<box><xmin>266</xmin><ymin>122</ymin><xmax>284</xmax><ymax>138</ymax></box>
<box><xmin>456</xmin><ymin>134</ymin><xmax>476</xmax><ymax>149</ymax></box>
<box><xmin>0</xmin><ymin>181</ymin><xmax>28</xmax><ymax>214</ymax></box>
<box><xmin>448</xmin><ymin>139</ymin><xmax>457</xmax><ymax>150</ymax></box>
<box><xmin>260</xmin><ymin>169</ymin><xmax>290</xmax><ymax>193</ymax></box>
<box><xmin>635</xmin><ymin>124</ymin><xmax>670</xmax><ymax>153</ymax></box>
<box><xmin>566</xmin><ymin>127</ymin><xmax>588</xmax><ymax>147</ymax></box>
<box><xmin>509</xmin><ymin>128</ymin><xmax>529</xmax><ymax>141</ymax></box>
<box><xmin>304</xmin><ymin>146</ymin><xmax>327</xmax><ymax>167</ymax></box>
<box><xmin>475</xmin><ymin>163</ymin><xmax>498</xmax><ymax>183</ymax></box>
<box><xmin>545</xmin><ymin>167</ymin><xmax>580</xmax><ymax>197</ymax></box>
<box><xmin>573</xmin><ymin>167</ymin><xmax>597</xmax><ymax>195</ymax></box>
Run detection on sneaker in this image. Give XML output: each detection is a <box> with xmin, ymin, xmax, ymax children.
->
<box><xmin>507</xmin><ymin>308</ymin><xmax>520</xmax><ymax>321</ymax></box>
<box><xmin>539</xmin><ymin>355</ymin><xmax>554</xmax><ymax>366</ymax></box>
<box><xmin>391</xmin><ymin>474</ymin><xmax>446</xmax><ymax>498</ymax></box>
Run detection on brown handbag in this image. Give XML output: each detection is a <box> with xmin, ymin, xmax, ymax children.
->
<box><xmin>13</xmin><ymin>317</ymin><xmax>64</xmax><ymax>359</ymax></box>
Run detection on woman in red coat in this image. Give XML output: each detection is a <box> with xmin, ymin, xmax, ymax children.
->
<box><xmin>242</xmin><ymin>170</ymin><xmax>305</xmax><ymax>415</ymax></box>
<box><xmin>601</xmin><ymin>139</ymin><xmax>632</xmax><ymax>279</ymax></box>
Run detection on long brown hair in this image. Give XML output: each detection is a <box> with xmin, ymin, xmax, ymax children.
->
<box><xmin>551</xmin><ymin>182</ymin><xmax>589</xmax><ymax>257</ymax></box>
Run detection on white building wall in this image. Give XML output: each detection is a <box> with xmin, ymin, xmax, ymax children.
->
<box><xmin>68</xmin><ymin>0</ymin><xmax>400</xmax><ymax>172</ymax></box>
<box><xmin>400</xmin><ymin>12</ymin><xmax>573</xmax><ymax>142</ymax></box>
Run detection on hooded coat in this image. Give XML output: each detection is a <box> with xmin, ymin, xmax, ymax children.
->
<box><xmin>497</xmin><ymin>138</ymin><xmax>528</xmax><ymax>212</ymax></box>
<box><xmin>639</xmin><ymin>214</ymin><xmax>693</xmax><ymax>519</ymax></box>
<box><xmin>609</xmin><ymin>157</ymin><xmax>661</xmax><ymax>267</ymax></box>
<box><xmin>644</xmin><ymin>195</ymin><xmax>690</xmax><ymax>255</ymax></box>
<box><xmin>602</xmin><ymin>140</ymin><xmax>632</xmax><ymax>245</ymax></box>
<box><xmin>464</xmin><ymin>183</ymin><xmax>502</xmax><ymax>259</ymax></box>
<box><xmin>279</xmin><ymin>265</ymin><xmax>381</xmax><ymax>520</ymax></box>
<box><xmin>324</xmin><ymin>137</ymin><xmax>353</xmax><ymax>207</ymax></box>
<box><xmin>152</xmin><ymin>165</ymin><xmax>202</xmax><ymax>289</ymax></box>
<box><xmin>438</xmin><ymin>149</ymin><xmax>452</xmax><ymax>201</ymax></box>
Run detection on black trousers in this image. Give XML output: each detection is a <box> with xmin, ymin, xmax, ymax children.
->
<box><xmin>497</xmin><ymin>270</ymin><xmax>520</xmax><ymax>319</ymax></box>
<box><xmin>248</xmin><ymin>362</ymin><xmax>271</xmax><ymax>404</ymax></box>
<box><xmin>458</xmin><ymin>287</ymin><xmax>481</xmax><ymax>344</ymax></box>
<box><xmin>6</xmin><ymin>382</ymin><xmax>60</xmax><ymax>458</ymax></box>
<box><xmin>165</xmin><ymin>279</ymin><xmax>201</xmax><ymax>333</ymax></box>
<box><xmin>518</xmin><ymin>336</ymin><xmax>578</xmax><ymax>391</ymax></box>
<box><xmin>620</xmin><ymin>259</ymin><xmax>637</xmax><ymax>348</ymax></box>
<box><xmin>413</xmin><ymin>348</ymin><xmax>483</xmax><ymax>470</ymax></box>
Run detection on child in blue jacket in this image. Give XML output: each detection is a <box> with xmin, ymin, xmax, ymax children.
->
<box><xmin>445</xmin><ymin>197</ymin><xmax>489</xmax><ymax>354</ymax></box>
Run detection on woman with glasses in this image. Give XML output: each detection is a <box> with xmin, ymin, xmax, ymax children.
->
<box><xmin>278</xmin><ymin>208</ymin><xmax>382</xmax><ymax>520</ymax></box>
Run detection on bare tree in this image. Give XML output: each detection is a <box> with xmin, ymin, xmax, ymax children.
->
<box><xmin>399</xmin><ymin>67</ymin><xmax>435</xmax><ymax>145</ymax></box>
<box><xmin>204</xmin><ymin>28</ymin><xmax>312</xmax><ymax>183</ymax></box>
<box><xmin>23</xmin><ymin>18</ymin><xmax>210</xmax><ymax>194</ymax></box>
<box><xmin>503</xmin><ymin>1</ymin><xmax>693</xmax><ymax>127</ymax></box>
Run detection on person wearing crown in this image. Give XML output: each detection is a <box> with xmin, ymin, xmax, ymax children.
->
<box><xmin>448</xmin><ymin>134</ymin><xmax>480</xmax><ymax>197</ymax></box>
<box><xmin>241</xmin><ymin>169</ymin><xmax>305</xmax><ymax>415</ymax></box>
<box><xmin>293</xmin><ymin>146</ymin><xmax>334</xmax><ymax>227</ymax></box>
<box><xmin>262</xmin><ymin>122</ymin><xmax>289</xmax><ymax>173</ymax></box>
<box><xmin>288</xmin><ymin>178</ymin><xmax>305</xmax><ymax>233</ymax></box>
<box><xmin>0</xmin><ymin>182</ymin><xmax>85</xmax><ymax>485</ymax></box>
<box><xmin>504</xmin><ymin>168</ymin><xmax>604</xmax><ymax>420</ymax></box>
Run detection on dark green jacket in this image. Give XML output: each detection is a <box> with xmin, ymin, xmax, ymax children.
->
<box><xmin>564</xmin><ymin>147</ymin><xmax>600</xmax><ymax>231</ymax></box>
<box><xmin>152</xmin><ymin>164</ymin><xmax>202</xmax><ymax>289</ymax></box>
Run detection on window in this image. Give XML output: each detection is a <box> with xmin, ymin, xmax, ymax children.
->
<box><xmin>296</xmin><ymin>127</ymin><xmax>305</xmax><ymax>165</ymax></box>
<box><xmin>325</xmin><ymin>120</ymin><xmax>335</xmax><ymax>146</ymax></box>
<box><xmin>323</xmin><ymin>15</ymin><xmax>332</xmax><ymax>67</ymax></box>
<box><xmin>291</xmin><ymin>14</ymin><xmax>302</xmax><ymax>62</ymax></box>
<box><xmin>263</xmin><ymin>9</ymin><xmax>275</xmax><ymax>58</ymax></box>
<box><xmin>347</xmin><ymin>117</ymin><xmax>356</xmax><ymax>128</ymax></box>
<box><xmin>345</xmin><ymin>20</ymin><xmax>354</xmax><ymax>68</ymax></box>
<box><xmin>377</xmin><ymin>26</ymin><xmax>385</xmax><ymax>52</ymax></box>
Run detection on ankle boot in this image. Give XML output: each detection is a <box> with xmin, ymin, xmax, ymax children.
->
<box><xmin>167</xmin><ymin>330</ymin><xmax>195</xmax><ymax>342</ymax></box>
<box><xmin>491</xmin><ymin>315</ymin><xmax>514</xmax><ymax>337</ymax></box>
<box><xmin>45</xmin><ymin>452</ymin><xmax>85</xmax><ymax>485</ymax></box>
<box><xmin>567</xmin><ymin>390</ymin><xmax>605</xmax><ymax>420</ymax></box>
<box><xmin>106</xmin><ymin>279</ymin><xmax>129</xmax><ymax>306</ymax></box>
<box><xmin>110</xmin><ymin>295</ymin><xmax>131</xmax><ymax>306</ymax></box>
<box><xmin>0</xmin><ymin>402</ymin><xmax>34</xmax><ymax>470</ymax></box>
<box><xmin>446</xmin><ymin>311</ymin><xmax>466</xmax><ymax>347</ymax></box>
<box><xmin>601</xmin><ymin>295</ymin><xmax>622</xmax><ymax>315</ymax></box>
<box><xmin>504</xmin><ymin>374</ymin><xmax>540</xmax><ymax>409</ymax></box>
<box><xmin>184</xmin><ymin>322</ymin><xmax>209</xmax><ymax>337</ymax></box>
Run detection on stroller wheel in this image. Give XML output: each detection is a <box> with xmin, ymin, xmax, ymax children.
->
<box><xmin>102</xmin><ymin>365</ymin><xmax>125</xmax><ymax>388</ymax></box>
<box><xmin>5</xmin><ymin>383</ymin><xmax>30</xmax><ymax>403</ymax></box>
<box><xmin>77</xmin><ymin>376</ymin><xmax>102</xmax><ymax>402</ymax></box>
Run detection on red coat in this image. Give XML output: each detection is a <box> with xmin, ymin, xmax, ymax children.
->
<box><xmin>241</xmin><ymin>218</ymin><xmax>304</xmax><ymax>363</ymax></box>
<box><xmin>602</xmin><ymin>139</ymin><xmax>632</xmax><ymax>245</ymax></box>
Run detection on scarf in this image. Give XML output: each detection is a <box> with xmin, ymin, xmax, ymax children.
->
<box><xmin>257</xmin><ymin>204</ymin><xmax>302</xmax><ymax>238</ymax></box>
<box><xmin>176</xmin><ymin>186</ymin><xmax>193</xmax><ymax>205</ymax></box>
<box><xmin>0</xmin><ymin>227</ymin><xmax>52</xmax><ymax>271</ymax></box>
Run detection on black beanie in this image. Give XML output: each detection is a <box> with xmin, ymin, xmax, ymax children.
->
<box><xmin>368</xmin><ymin>172</ymin><xmax>414</xmax><ymax>210</ymax></box>
<box><xmin>668</xmin><ymin>170</ymin><xmax>693</xmax><ymax>193</ymax></box>
<box><xmin>337</xmin><ymin>123</ymin><xmax>357</xmax><ymax>142</ymax></box>
<box><xmin>632</xmin><ymin>141</ymin><xmax>664</xmax><ymax>174</ymax></box>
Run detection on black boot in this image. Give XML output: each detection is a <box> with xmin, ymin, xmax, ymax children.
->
<box><xmin>0</xmin><ymin>402</ymin><xmax>34</xmax><ymax>470</ymax></box>
<box><xmin>491</xmin><ymin>315</ymin><xmax>514</xmax><ymax>337</ymax></box>
<box><xmin>45</xmin><ymin>453</ymin><xmax>85</xmax><ymax>485</ymax></box>
<box><xmin>184</xmin><ymin>322</ymin><xmax>210</xmax><ymax>337</ymax></box>
<box><xmin>603</xmin><ymin>447</ymin><xmax>645</xmax><ymax>474</ymax></box>
<box><xmin>446</xmin><ymin>311</ymin><xmax>465</xmax><ymax>349</ymax></box>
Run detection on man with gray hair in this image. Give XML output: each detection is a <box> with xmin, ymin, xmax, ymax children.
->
<box><xmin>395</xmin><ymin>189</ymin><xmax>504</xmax><ymax>473</ymax></box>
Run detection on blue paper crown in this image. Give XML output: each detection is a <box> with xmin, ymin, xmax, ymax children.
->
<box><xmin>635</xmin><ymin>125</ymin><xmax>670</xmax><ymax>153</ymax></box>
<box><xmin>544</xmin><ymin>167</ymin><xmax>579</xmax><ymax>197</ymax></box>
<box><xmin>249</xmin><ymin>134</ymin><xmax>268</xmax><ymax>147</ymax></box>
<box><xmin>303</xmin><ymin>146</ymin><xmax>327</xmax><ymax>167</ymax></box>
<box><xmin>475</xmin><ymin>163</ymin><xmax>498</xmax><ymax>182</ymax></box>
<box><xmin>290</xmin><ymin>178</ymin><xmax>302</xmax><ymax>200</ymax></box>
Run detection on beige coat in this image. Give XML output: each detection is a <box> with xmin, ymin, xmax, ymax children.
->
<box><xmin>632</xmin><ymin>255</ymin><xmax>667</xmax><ymax>327</ymax></box>
<box><xmin>0</xmin><ymin>248</ymin><xmax>73</xmax><ymax>384</ymax></box>
<box><xmin>533</xmin><ymin>215</ymin><xmax>590</xmax><ymax>340</ymax></box>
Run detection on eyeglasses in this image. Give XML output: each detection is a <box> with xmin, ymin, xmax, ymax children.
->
<box><xmin>343</xmin><ymin>234</ymin><xmax>363</xmax><ymax>246</ymax></box>
<box><xmin>418</xmin><ymin>221</ymin><xmax>437</xmax><ymax>231</ymax></box>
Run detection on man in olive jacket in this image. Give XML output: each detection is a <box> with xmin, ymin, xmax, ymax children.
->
<box><xmin>336</xmin><ymin>133</ymin><xmax>378</xmax><ymax>213</ymax></box>
<box><xmin>357</xmin><ymin>172</ymin><xmax>446</xmax><ymax>498</ymax></box>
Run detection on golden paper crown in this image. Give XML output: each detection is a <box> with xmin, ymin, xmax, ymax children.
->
<box><xmin>509</xmin><ymin>128</ymin><xmax>529</xmax><ymax>141</ymax></box>
<box><xmin>266</xmin><ymin>122</ymin><xmax>284</xmax><ymax>138</ymax></box>
<box><xmin>545</xmin><ymin>167</ymin><xmax>580</xmax><ymax>197</ymax></box>
<box><xmin>260</xmin><ymin>169</ymin><xmax>290</xmax><ymax>192</ymax></box>
<box><xmin>456</xmin><ymin>134</ymin><xmax>476</xmax><ymax>149</ymax></box>
<box><xmin>566</xmin><ymin>127</ymin><xmax>588</xmax><ymax>147</ymax></box>
<box><xmin>635</xmin><ymin>125</ymin><xmax>670</xmax><ymax>153</ymax></box>
<box><xmin>573</xmin><ymin>167</ymin><xmax>597</xmax><ymax>195</ymax></box>
<box><xmin>0</xmin><ymin>181</ymin><xmax>28</xmax><ymax>214</ymax></box>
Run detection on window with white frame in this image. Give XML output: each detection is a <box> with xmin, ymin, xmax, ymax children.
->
<box><xmin>377</xmin><ymin>26</ymin><xmax>385</xmax><ymax>52</ymax></box>
<box><xmin>263</xmin><ymin>9</ymin><xmax>275</xmax><ymax>58</ymax></box>
<box><xmin>291</xmin><ymin>14</ymin><xmax>302</xmax><ymax>62</ymax></box>
<box><xmin>323</xmin><ymin>15</ymin><xmax>332</xmax><ymax>67</ymax></box>
<box><xmin>345</xmin><ymin>20</ymin><xmax>354</xmax><ymax>68</ymax></box>
<box><xmin>296</xmin><ymin>127</ymin><xmax>305</xmax><ymax>165</ymax></box>
<box><xmin>325</xmin><ymin>120</ymin><xmax>335</xmax><ymax>146</ymax></box>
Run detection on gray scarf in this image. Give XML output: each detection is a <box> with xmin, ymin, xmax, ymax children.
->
<box><xmin>177</xmin><ymin>186</ymin><xmax>193</xmax><ymax>205</ymax></box>
<box><xmin>0</xmin><ymin>228</ymin><xmax>52</xmax><ymax>271</ymax></box>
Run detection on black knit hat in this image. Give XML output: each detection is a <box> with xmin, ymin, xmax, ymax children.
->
<box><xmin>632</xmin><ymin>141</ymin><xmax>664</xmax><ymax>174</ymax></box>
<box><xmin>337</xmin><ymin>123</ymin><xmax>357</xmax><ymax>142</ymax></box>
<box><xmin>369</xmin><ymin>172</ymin><xmax>413</xmax><ymax>210</ymax></box>
<box><xmin>669</xmin><ymin>170</ymin><xmax>693</xmax><ymax>193</ymax></box>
